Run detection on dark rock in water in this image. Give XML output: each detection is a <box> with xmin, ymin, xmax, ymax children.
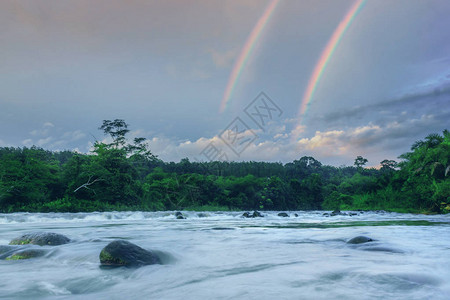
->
<box><xmin>278</xmin><ymin>212</ymin><xmax>289</xmax><ymax>217</ymax></box>
<box><xmin>9</xmin><ymin>232</ymin><xmax>70</xmax><ymax>246</ymax></box>
<box><xmin>322</xmin><ymin>213</ymin><xmax>330</xmax><ymax>217</ymax></box>
<box><xmin>349</xmin><ymin>212</ymin><xmax>358</xmax><ymax>216</ymax></box>
<box><xmin>6</xmin><ymin>248</ymin><xmax>47</xmax><ymax>260</ymax></box>
<box><xmin>242</xmin><ymin>212</ymin><xmax>251</xmax><ymax>218</ymax></box>
<box><xmin>330</xmin><ymin>209</ymin><xmax>341</xmax><ymax>216</ymax></box>
<box><xmin>211</xmin><ymin>227</ymin><xmax>235</xmax><ymax>230</ymax></box>
<box><xmin>99</xmin><ymin>240</ymin><xmax>162</xmax><ymax>267</ymax></box>
<box><xmin>294</xmin><ymin>214</ymin><xmax>299</xmax><ymax>217</ymax></box>
<box><xmin>197</xmin><ymin>213</ymin><xmax>208</xmax><ymax>218</ymax></box>
<box><xmin>242</xmin><ymin>211</ymin><xmax>264</xmax><ymax>218</ymax></box>
<box><xmin>330</xmin><ymin>210</ymin><xmax>348</xmax><ymax>216</ymax></box>
<box><xmin>175</xmin><ymin>212</ymin><xmax>186</xmax><ymax>219</ymax></box>
<box><xmin>252</xmin><ymin>211</ymin><xmax>263</xmax><ymax>218</ymax></box>
<box><xmin>347</xmin><ymin>236</ymin><xmax>374</xmax><ymax>244</ymax></box>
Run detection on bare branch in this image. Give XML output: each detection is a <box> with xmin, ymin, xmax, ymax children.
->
<box><xmin>74</xmin><ymin>175</ymin><xmax>103</xmax><ymax>193</ymax></box>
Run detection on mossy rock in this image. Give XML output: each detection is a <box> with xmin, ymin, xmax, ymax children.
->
<box><xmin>347</xmin><ymin>236</ymin><xmax>374</xmax><ymax>244</ymax></box>
<box><xmin>6</xmin><ymin>249</ymin><xmax>47</xmax><ymax>260</ymax></box>
<box><xmin>99</xmin><ymin>240</ymin><xmax>162</xmax><ymax>268</ymax></box>
<box><xmin>9</xmin><ymin>232</ymin><xmax>70</xmax><ymax>246</ymax></box>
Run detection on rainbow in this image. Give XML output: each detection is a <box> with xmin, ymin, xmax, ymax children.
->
<box><xmin>297</xmin><ymin>0</ymin><xmax>366</xmax><ymax>124</ymax></box>
<box><xmin>219</xmin><ymin>0</ymin><xmax>280</xmax><ymax>113</ymax></box>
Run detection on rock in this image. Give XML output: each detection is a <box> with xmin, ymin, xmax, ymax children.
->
<box><xmin>294</xmin><ymin>214</ymin><xmax>299</xmax><ymax>217</ymax></box>
<box><xmin>330</xmin><ymin>209</ymin><xmax>342</xmax><ymax>216</ymax></box>
<box><xmin>99</xmin><ymin>240</ymin><xmax>162</xmax><ymax>267</ymax></box>
<box><xmin>6</xmin><ymin>249</ymin><xmax>47</xmax><ymax>260</ymax></box>
<box><xmin>242</xmin><ymin>211</ymin><xmax>264</xmax><ymax>218</ymax></box>
<box><xmin>277</xmin><ymin>212</ymin><xmax>289</xmax><ymax>217</ymax></box>
<box><xmin>252</xmin><ymin>211</ymin><xmax>263</xmax><ymax>218</ymax></box>
<box><xmin>211</xmin><ymin>227</ymin><xmax>235</xmax><ymax>230</ymax></box>
<box><xmin>175</xmin><ymin>212</ymin><xmax>186</xmax><ymax>219</ymax></box>
<box><xmin>9</xmin><ymin>232</ymin><xmax>70</xmax><ymax>246</ymax></box>
<box><xmin>242</xmin><ymin>212</ymin><xmax>251</xmax><ymax>218</ymax></box>
<box><xmin>197</xmin><ymin>213</ymin><xmax>208</xmax><ymax>218</ymax></box>
<box><xmin>322</xmin><ymin>213</ymin><xmax>330</xmax><ymax>217</ymax></box>
<box><xmin>349</xmin><ymin>212</ymin><xmax>358</xmax><ymax>216</ymax></box>
<box><xmin>347</xmin><ymin>236</ymin><xmax>374</xmax><ymax>244</ymax></box>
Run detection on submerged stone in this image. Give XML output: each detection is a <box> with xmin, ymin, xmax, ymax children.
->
<box><xmin>242</xmin><ymin>211</ymin><xmax>264</xmax><ymax>218</ymax></box>
<box><xmin>175</xmin><ymin>212</ymin><xmax>186</xmax><ymax>219</ymax></box>
<box><xmin>6</xmin><ymin>249</ymin><xmax>47</xmax><ymax>260</ymax></box>
<box><xmin>252</xmin><ymin>211</ymin><xmax>263</xmax><ymax>218</ymax></box>
<box><xmin>9</xmin><ymin>232</ymin><xmax>70</xmax><ymax>246</ymax></box>
<box><xmin>99</xmin><ymin>240</ymin><xmax>162</xmax><ymax>267</ymax></box>
<box><xmin>278</xmin><ymin>212</ymin><xmax>289</xmax><ymax>217</ymax></box>
<box><xmin>347</xmin><ymin>236</ymin><xmax>374</xmax><ymax>244</ymax></box>
<box><xmin>0</xmin><ymin>245</ymin><xmax>19</xmax><ymax>259</ymax></box>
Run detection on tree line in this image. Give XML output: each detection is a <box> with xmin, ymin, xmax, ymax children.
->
<box><xmin>0</xmin><ymin>120</ymin><xmax>448</xmax><ymax>213</ymax></box>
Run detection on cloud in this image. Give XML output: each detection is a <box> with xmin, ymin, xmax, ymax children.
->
<box><xmin>322</xmin><ymin>80</ymin><xmax>450</xmax><ymax>124</ymax></box>
<box><xmin>22</xmin><ymin>139</ymin><xmax>33</xmax><ymax>147</ymax></box>
<box><xmin>61</xmin><ymin>130</ymin><xmax>86</xmax><ymax>142</ymax></box>
<box><xmin>37</xmin><ymin>137</ymin><xmax>53</xmax><ymax>147</ymax></box>
<box><xmin>208</xmin><ymin>48</ymin><xmax>238</xmax><ymax>68</ymax></box>
<box><xmin>30</xmin><ymin>122</ymin><xmax>55</xmax><ymax>137</ymax></box>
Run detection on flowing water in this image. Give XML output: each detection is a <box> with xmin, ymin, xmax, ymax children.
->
<box><xmin>1</xmin><ymin>211</ymin><xmax>449</xmax><ymax>300</ymax></box>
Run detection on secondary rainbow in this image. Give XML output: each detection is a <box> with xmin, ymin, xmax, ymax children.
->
<box><xmin>297</xmin><ymin>0</ymin><xmax>366</xmax><ymax>123</ymax></box>
<box><xmin>219</xmin><ymin>0</ymin><xmax>280</xmax><ymax>113</ymax></box>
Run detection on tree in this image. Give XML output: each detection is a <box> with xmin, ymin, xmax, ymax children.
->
<box><xmin>380</xmin><ymin>159</ymin><xmax>398</xmax><ymax>172</ymax></box>
<box><xmin>99</xmin><ymin>119</ymin><xmax>130</xmax><ymax>148</ymax></box>
<box><xmin>354</xmin><ymin>156</ymin><xmax>368</xmax><ymax>168</ymax></box>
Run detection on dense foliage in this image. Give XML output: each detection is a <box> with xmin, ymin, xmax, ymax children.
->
<box><xmin>0</xmin><ymin>121</ymin><xmax>448</xmax><ymax>213</ymax></box>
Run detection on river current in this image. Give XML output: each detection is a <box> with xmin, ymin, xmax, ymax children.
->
<box><xmin>1</xmin><ymin>211</ymin><xmax>449</xmax><ymax>299</ymax></box>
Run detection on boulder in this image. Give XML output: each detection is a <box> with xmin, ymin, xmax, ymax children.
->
<box><xmin>99</xmin><ymin>240</ymin><xmax>162</xmax><ymax>267</ymax></box>
<box><xmin>9</xmin><ymin>232</ymin><xmax>70</xmax><ymax>246</ymax></box>
<box><xmin>330</xmin><ymin>209</ymin><xmax>341</xmax><ymax>216</ymax></box>
<box><xmin>6</xmin><ymin>249</ymin><xmax>47</xmax><ymax>260</ymax></box>
<box><xmin>252</xmin><ymin>211</ymin><xmax>264</xmax><ymax>218</ymax></box>
<box><xmin>242</xmin><ymin>211</ymin><xmax>264</xmax><ymax>218</ymax></box>
<box><xmin>175</xmin><ymin>212</ymin><xmax>186</xmax><ymax>219</ymax></box>
<box><xmin>197</xmin><ymin>213</ymin><xmax>208</xmax><ymax>218</ymax></box>
<box><xmin>347</xmin><ymin>236</ymin><xmax>374</xmax><ymax>244</ymax></box>
<box><xmin>277</xmin><ymin>212</ymin><xmax>289</xmax><ymax>217</ymax></box>
<box><xmin>294</xmin><ymin>214</ymin><xmax>299</xmax><ymax>217</ymax></box>
<box><xmin>242</xmin><ymin>212</ymin><xmax>251</xmax><ymax>218</ymax></box>
<box><xmin>330</xmin><ymin>210</ymin><xmax>348</xmax><ymax>216</ymax></box>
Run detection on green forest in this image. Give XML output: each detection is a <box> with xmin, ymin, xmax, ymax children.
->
<box><xmin>0</xmin><ymin>120</ymin><xmax>448</xmax><ymax>214</ymax></box>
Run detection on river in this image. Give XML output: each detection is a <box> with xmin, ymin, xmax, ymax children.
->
<box><xmin>1</xmin><ymin>211</ymin><xmax>449</xmax><ymax>299</ymax></box>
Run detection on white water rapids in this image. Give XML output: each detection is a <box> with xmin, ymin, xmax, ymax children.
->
<box><xmin>1</xmin><ymin>211</ymin><xmax>449</xmax><ymax>299</ymax></box>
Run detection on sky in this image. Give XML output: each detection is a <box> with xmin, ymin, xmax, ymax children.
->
<box><xmin>1</xmin><ymin>0</ymin><xmax>449</xmax><ymax>167</ymax></box>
